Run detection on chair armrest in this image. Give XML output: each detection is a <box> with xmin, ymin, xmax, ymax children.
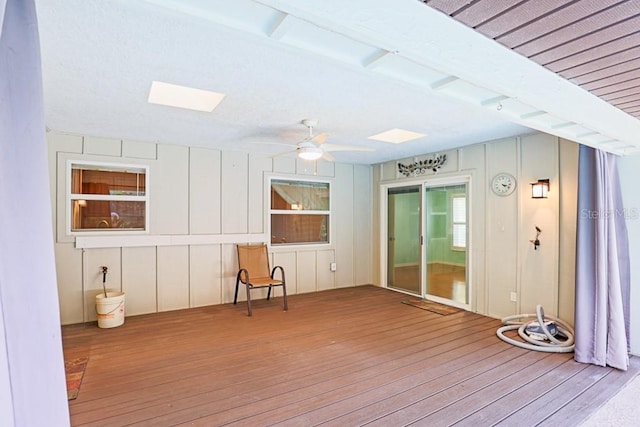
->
<box><xmin>237</xmin><ymin>268</ymin><xmax>249</xmax><ymax>284</ymax></box>
<box><xmin>271</xmin><ymin>265</ymin><xmax>285</xmax><ymax>282</ymax></box>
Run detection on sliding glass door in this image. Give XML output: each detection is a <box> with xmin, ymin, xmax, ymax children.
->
<box><xmin>384</xmin><ymin>178</ymin><xmax>469</xmax><ymax>307</ymax></box>
<box><xmin>424</xmin><ymin>184</ymin><xmax>468</xmax><ymax>306</ymax></box>
<box><xmin>387</xmin><ymin>185</ymin><xmax>421</xmax><ymax>295</ymax></box>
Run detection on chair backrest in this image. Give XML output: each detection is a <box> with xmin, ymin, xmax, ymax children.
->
<box><xmin>237</xmin><ymin>244</ymin><xmax>271</xmax><ymax>281</ymax></box>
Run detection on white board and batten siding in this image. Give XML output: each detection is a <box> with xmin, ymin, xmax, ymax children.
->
<box><xmin>122</xmin><ymin>246</ymin><xmax>157</xmax><ymax>316</ymax></box>
<box><xmin>485</xmin><ymin>138</ymin><xmax>520</xmax><ymax>318</ymax></box>
<box><xmin>48</xmin><ymin>131</ymin><xmax>373</xmax><ymax>324</ymax></box>
<box><xmin>374</xmin><ymin>133</ymin><xmax>574</xmax><ymax>321</ymax></box>
<box><xmin>189</xmin><ymin>147</ymin><xmax>221</xmax><ymax>235</ymax></box>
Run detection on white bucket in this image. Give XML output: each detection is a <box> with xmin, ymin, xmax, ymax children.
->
<box><xmin>95</xmin><ymin>291</ymin><xmax>125</xmax><ymax>328</ymax></box>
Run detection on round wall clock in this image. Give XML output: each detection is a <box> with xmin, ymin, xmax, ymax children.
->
<box><xmin>491</xmin><ymin>173</ymin><xmax>517</xmax><ymax>196</ymax></box>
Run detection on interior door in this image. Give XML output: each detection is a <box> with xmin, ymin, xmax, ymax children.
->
<box><xmin>424</xmin><ymin>183</ymin><xmax>468</xmax><ymax>305</ymax></box>
<box><xmin>387</xmin><ymin>185</ymin><xmax>421</xmax><ymax>295</ymax></box>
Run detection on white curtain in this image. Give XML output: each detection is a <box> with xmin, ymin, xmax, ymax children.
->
<box><xmin>0</xmin><ymin>0</ymin><xmax>69</xmax><ymax>424</ymax></box>
<box><xmin>575</xmin><ymin>145</ymin><xmax>630</xmax><ymax>371</ymax></box>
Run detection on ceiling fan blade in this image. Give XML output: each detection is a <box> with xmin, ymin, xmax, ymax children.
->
<box><xmin>270</xmin><ymin>149</ymin><xmax>296</xmax><ymax>159</ymax></box>
<box><xmin>251</xmin><ymin>140</ymin><xmax>296</xmax><ymax>148</ymax></box>
<box><xmin>322</xmin><ymin>151</ymin><xmax>335</xmax><ymax>162</ymax></box>
<box><xmin>312</xmin><ymin>132</ymin><xmax>329</xmax><ymax>145</ymax></box>
<box><xmin>322</xmin><ymin>143</ymin><xmax>375</xmax><ymax>152</ymax></box>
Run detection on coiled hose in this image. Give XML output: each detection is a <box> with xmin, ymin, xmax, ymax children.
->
<box><xmin>496</xmin><ymin>305</ymin><xmax>575</xmax><ymax>353</ymax></box>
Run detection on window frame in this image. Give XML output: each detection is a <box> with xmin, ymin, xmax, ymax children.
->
<box><xmin>66</xmin><ymin>160</ymin><xmax>150</xmax><ymax>235</ymax></box>
<box><xmin>450</xmin><ymin>192</ymin><xmax>466</xmax><ymax>251</ymax></box>
<box><xmin>268</xmin><ymin>176</ymin><xmax>332</xmax><ymax>247</ymax></box>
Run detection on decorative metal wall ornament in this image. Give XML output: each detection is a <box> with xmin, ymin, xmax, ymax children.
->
<box><xmin>397</xmin><ymin>154</ymin><xmax>447</xmax><ymax>177</ymax></box>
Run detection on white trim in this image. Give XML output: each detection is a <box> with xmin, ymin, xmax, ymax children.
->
<box><xmin>70</xmin><ymin>194</ymin><xmax>145</xmax><ymax>202</ymax></box>
<box><xmin>423</xmin><ymin>175</ymin><xmax>471</xmax><ymax>188</ymax></box>
<box><xmin>379</xmin><ymin>183</ymin><xmax>389</xmax><ymax>288</ymax></box>
<box><xmin>75</xmin><ymin>233</ymin><xmax>269</xmax><ymax>249</ymax></box>
<box><xmin>68</xmin><ymin>159</ymin><xmax>147</xmax><ymax>172</ymax></box>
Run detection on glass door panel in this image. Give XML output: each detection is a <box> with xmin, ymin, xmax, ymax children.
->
<box><xmin>387</xmin><ymin>186</ymin><xmax>421</xmax><ymax>295</ymax></box>
<box><xmin>424</xmin><ymin>184</ymin><xmax>468</xmax><ymax>305</ymax></box>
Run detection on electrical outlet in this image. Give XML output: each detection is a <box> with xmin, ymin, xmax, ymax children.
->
<box><xmin>330</xmin><ymin>262</ymin><xmax>337</xmax><ymax>271</ymax></box>
<box><xmin>510</xmin><ymin>292</ymin><xmax>517</xmax><ymax>302</ymax></box>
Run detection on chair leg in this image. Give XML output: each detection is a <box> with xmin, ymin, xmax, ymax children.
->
<box><xmin>245</xmin><ymin>284</ymin><xmax>252</xmax><ymax>316</ymax></box>
<box><xmin>267</xmin><ymin>285</ymin><xmax>272</xmax><ymax>300</ymax></box>
<box><xmin>282</xmin><ymin>283</ymin><xmax>288</xmax><ymax>311</ymax></box>
<box><xmin>234</xmin><ymin>277</ymin><xmax>240</xmax><ymax>305</ymax></box>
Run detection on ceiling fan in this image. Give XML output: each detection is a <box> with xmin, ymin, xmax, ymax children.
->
<box><xmin>272</xmin><ymin>119</ymin><xmax>375</xmax><ymax>161</ymax></box>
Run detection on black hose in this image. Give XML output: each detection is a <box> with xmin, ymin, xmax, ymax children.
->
<box><xmin>101</xmin><ymin>266</ymin><xmax>108</xmax><ymax>298</ymax></box>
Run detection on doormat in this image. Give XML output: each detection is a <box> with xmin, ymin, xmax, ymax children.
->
<box><xmin>402</xmin><ymin>299</ymin><xmax>462</xmax><ymax>315</ymax></box>
<box><xmin>65</xmin><ymin>357</ymin><xmax>88</xmax><ymax>400</ymax></box>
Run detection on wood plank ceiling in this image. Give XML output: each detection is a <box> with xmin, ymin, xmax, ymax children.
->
<box><xmin>422</xmin><ymin>0</ymin><xmax>640</xmax><ymax>119</ymax></box>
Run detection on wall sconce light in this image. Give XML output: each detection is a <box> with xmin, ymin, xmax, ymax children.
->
<box><xmin>531</xmin><ymin>179</ymin><xmax>550</xmax><ymax>199</ymax></box>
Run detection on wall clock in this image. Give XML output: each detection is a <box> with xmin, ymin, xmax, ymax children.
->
<box><xmin>491</xmin><ymin>173</ymin><xmax>516</xmax><ymax>196</ymax></box>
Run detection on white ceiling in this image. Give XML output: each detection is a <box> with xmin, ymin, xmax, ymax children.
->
<box><xmin>35</xmin><ymin>0</ymin><xmax>640</xmax><ymax>165</ymax></box>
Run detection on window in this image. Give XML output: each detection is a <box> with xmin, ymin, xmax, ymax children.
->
<box><xmin>69</xmin><ymin>162</ymin><xmax>148</xmax><ymax>232</ymax></box>
<box><xmin>270</xmin><ymin>179</ymin><xmax>330</xmax><ymax>245</ymax></box>
<box><xmin>451</xmin><ymin>194</ymin><xmax>466</xmax><ymax>250</ymax></box>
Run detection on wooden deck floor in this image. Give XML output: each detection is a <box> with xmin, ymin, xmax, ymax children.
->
<box><xmin>63</xmin><ymin>285</ymin><xmax>639</xmax><ymax>426</ymax></box>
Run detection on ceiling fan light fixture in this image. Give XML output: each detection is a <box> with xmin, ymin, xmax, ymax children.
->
<box><xmin>298</xmin><ymin>146</ymin><xmax>323</xmax><ymax>161</ymax></box>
